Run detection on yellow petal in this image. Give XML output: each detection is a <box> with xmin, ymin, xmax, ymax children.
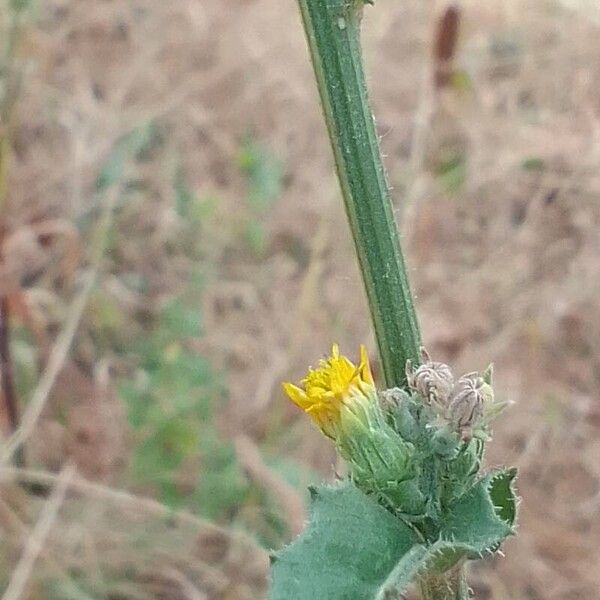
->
<box><xmin>282</xmin><ymin>344</ymin><xmax>376</xmax><ymax>439</ymax></box>
<box><xmin>359</xmin><ymin>344</ymin><xmax>374</xmax><ymax>385</ymax></box>
<box><xmin>282</xmin><ymin>382</ymin><xmax>311</xmax><ymax>410</ymax></box>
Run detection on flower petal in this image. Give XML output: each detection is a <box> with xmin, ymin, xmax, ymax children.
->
<box><xmin>282</xmin><ymin>344</ymin><xmax>377</xmax><ymax>440</ymax></box>
<box><xmin>282</xmin><ymin>382</ymin><xmax>311</xmax><ymax>410</ymax></box>
<box><xmin>359</xmin><ymin>344</ymin><xmax>374</xmax><ymax>385</ymax></box>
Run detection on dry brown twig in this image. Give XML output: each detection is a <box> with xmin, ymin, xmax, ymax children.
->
<box><xmin>0</xmin><ymin>271</ymin><xmax>95</xmax><ymax>464</ymax></box>
<box><xmin>0</xmin><ymin>493</ymin><xmax>98</xmax><ymax>599</ymax></box>
<box><xmin>0</xmin><ymin>296</ymin><xmax>19</xmax><ymax>447</ymax></box>
<box><xmin>0</xmin><ymin>186</ymin><xmax>120</xmax><ymax>465</ymax></box>
<box><xmin>0</xmin><ymin>465</ymin><xmax>263</xmax><ymax>553</ymax></box>
<box><xmin>1</xmin><ymin>464</ymin><xmax>75</xmax><ymax>600</ymax></box>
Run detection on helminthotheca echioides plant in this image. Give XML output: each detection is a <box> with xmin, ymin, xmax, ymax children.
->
<box><xmin>268</xmin><ymin>1</ymin><xmax>518</xmax><ymax>599</ymax></box>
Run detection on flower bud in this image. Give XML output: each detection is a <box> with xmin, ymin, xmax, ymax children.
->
<box><xmin>431</xmin><ymin>425</ymin><xmax>460</xmax><ymax>459</ymax></box>
<box><xmin>379</xmin><ymin>387</ymin><xmax>421</xmax><ymax>443</ymax></box>
<box><xmin>406</xmin><ymin>347</ymin><xmax>454</xmax><ymax>410</ymax></box>
<box><xmin>447</xmin><ymin>373</ymin><xmax>486</xmax><ymax>440</ymax></box>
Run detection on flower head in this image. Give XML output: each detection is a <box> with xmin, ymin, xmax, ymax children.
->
<box><xmin>283</xmin><ymin>344</ymin><xmax>375</xmax><ymax>438</ymax></box>
<box><xmin>283</xmin><ymin>345</ymin><xmax>418</xmax><ymax>510</ymax></box>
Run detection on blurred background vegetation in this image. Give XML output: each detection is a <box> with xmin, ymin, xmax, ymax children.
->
<box><xmin>1</xmin><ymin>1</ymin><xmax>600</xmax><ymax>598</ymax></box>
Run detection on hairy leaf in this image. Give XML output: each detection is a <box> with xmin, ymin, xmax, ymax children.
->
<box><xmin>374</xmin><ymin>541</ymin><xmax>471</xmax><ymax>599</ymax></box>
<box><xmin>440</xmin><ymin>468</ymin><xmax>517</xmax><ymax>557</ymax></box>
<box><xmin>269</xmin><ymin>482</ymin><xmax>417</xmax><ymax>600</ymax></box>
<box><xmin>375</xmin><ymin>469</ymin><xmax>517</xmax><ymax>597</ymax></box>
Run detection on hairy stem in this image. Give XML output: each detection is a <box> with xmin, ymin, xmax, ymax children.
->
<box><xmin>418</xmin><ymin>563</ymin><xmax>470</xmax><ymax>600</ymax></box>
<box><xmin>296</xmin><ymin>0</ymin><xmax>421</xmax><ymax>388</ymax></box>
<box><xmin>296</xmin><ymin>1</ymin><xmax>469</xmax><ymax>597</ymax></box>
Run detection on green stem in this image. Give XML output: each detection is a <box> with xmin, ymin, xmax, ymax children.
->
<box><xmin>297</xmin><ymin>0</ymin><xmax>420</xmax><ymax>389</ymax></box>
<box><xmin>297</xmin><ymin>1</ymin><xmax>469</xmax><ymax>598</ymax></box>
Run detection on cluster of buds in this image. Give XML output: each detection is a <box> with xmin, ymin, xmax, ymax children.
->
<box><xmin>282</xmin><ymin>344</ymin><xmax>511</xmax><ymax>519</ymax></box>
<box><xmin>406</xmin><ymin>347</ymin><xmax>505</xmax><ymax>441</ymax></box>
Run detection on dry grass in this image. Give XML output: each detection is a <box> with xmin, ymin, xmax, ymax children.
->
<box><xmin>1</xmin><ymin>0</ymin><xmax>600</xmax><ymax>598</ymax></box>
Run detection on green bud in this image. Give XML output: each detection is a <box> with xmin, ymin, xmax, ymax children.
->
<box><xmin>380</xmin><ymin>478</ymin><xmax>426</xmax><ymax>516</ymax></box>
<box><xmin>380</xmin><ymin>388</ymin><xmax>422</xmax><ymax>443</ymax></box>
<box><xmin>431</xmin><ymin>425</ymin><xmax>460</xmax><ymax>459</ymax></box>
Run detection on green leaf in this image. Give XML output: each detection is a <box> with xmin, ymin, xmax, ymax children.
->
<box><xmin>173</xmin><ymin>163</ymin><xmax>194</xmax><ymax>217</ymax></box>
<box><xmin>436</xmin><ymin>156</ymin><xmax>467</xmax><ymax>194</ymax></box>
<box><xmin>160</xmin><ymin>298</ymin><xmax>202</xmax><ymax>338</ymax></box>
<box><xmin>132</xmin><ymin>419</ymin><xmax>196</xmax><ymax>481</ymax></box>
<box><xmin>375</xmin><ymin>468</ymin><xmax>518</xmax><ymax>600</ymax></box>
<box><xmin>274</xmin><ymin>472</ymin><xmax>518</xmax><ymax>600</ymax></box>
<box><xmin>195</xmin><ymin>438</ymin><xmax>249</xmax><ymax>519</ymax></box>
<box><xmin>374</xmin><ymin>541</ymin><xmax>472</xmax><ymax>599</ymax></box>
<box><xmin>521</xmin><ymin>157</ymin><xmax>545</xmax><ymax>172</ymax></box>
<box><xmin>238</xmin><ymin>137</ymin><xmax>282</xmax><ymax>211</ymax></box>
<box><xmin>10</xmin><ymin>0</ymin><xmax>31</xmax><ymax>12</ymax></box>
<box><xmin>269</xmin><ymin>482</ymin><xmax>417</xmax><ymax>600</ymax></box>
<box><xmin>440</xmin><ymin>468</ymin><xmax>517</xmax><ymax>558</ymax></box>
<box><xmin>374</xmin><ymin>544</ymin><xmax>429</xmax><ymax>599</ymax></box>
<box><xmin>95</xmin><ymin>123</ymin><xmax>156</xmax><ymax>191</ymax></box>
<box><xmin>245</xmin><ymin>219</ymin><xmax>268</xmax><ymax>256</ymax></box>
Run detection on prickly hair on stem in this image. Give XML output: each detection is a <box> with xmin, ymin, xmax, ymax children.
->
<box><xmin>296</xmin><ymin>0</ymin><xmax>422</xmax><ymax>388</ymax></box>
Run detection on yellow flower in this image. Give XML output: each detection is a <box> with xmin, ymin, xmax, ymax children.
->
<box><xmin>283</xmin><ymin>344</ymin><xmax>375</xmax><ymax>439</ymax></box>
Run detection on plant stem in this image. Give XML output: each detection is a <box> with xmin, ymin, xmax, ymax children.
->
<box><xmin>296</xmin><ymin>0</ymin><xmax>421</xmax><ymax>389</ymax></box>
<box><xmin>0</xmin><ymin>296</ymin><xmax>24</xmax><ymax>467</ymax></box>
<box><xmin>297</xmin><ymin>1</ymin><xmax>469</xmax><ymax>597</ymax></box>
<box><xmin>418</xmin><ymin>563</ymin><xmax>470</xmax><ymax>600</ymax></box>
